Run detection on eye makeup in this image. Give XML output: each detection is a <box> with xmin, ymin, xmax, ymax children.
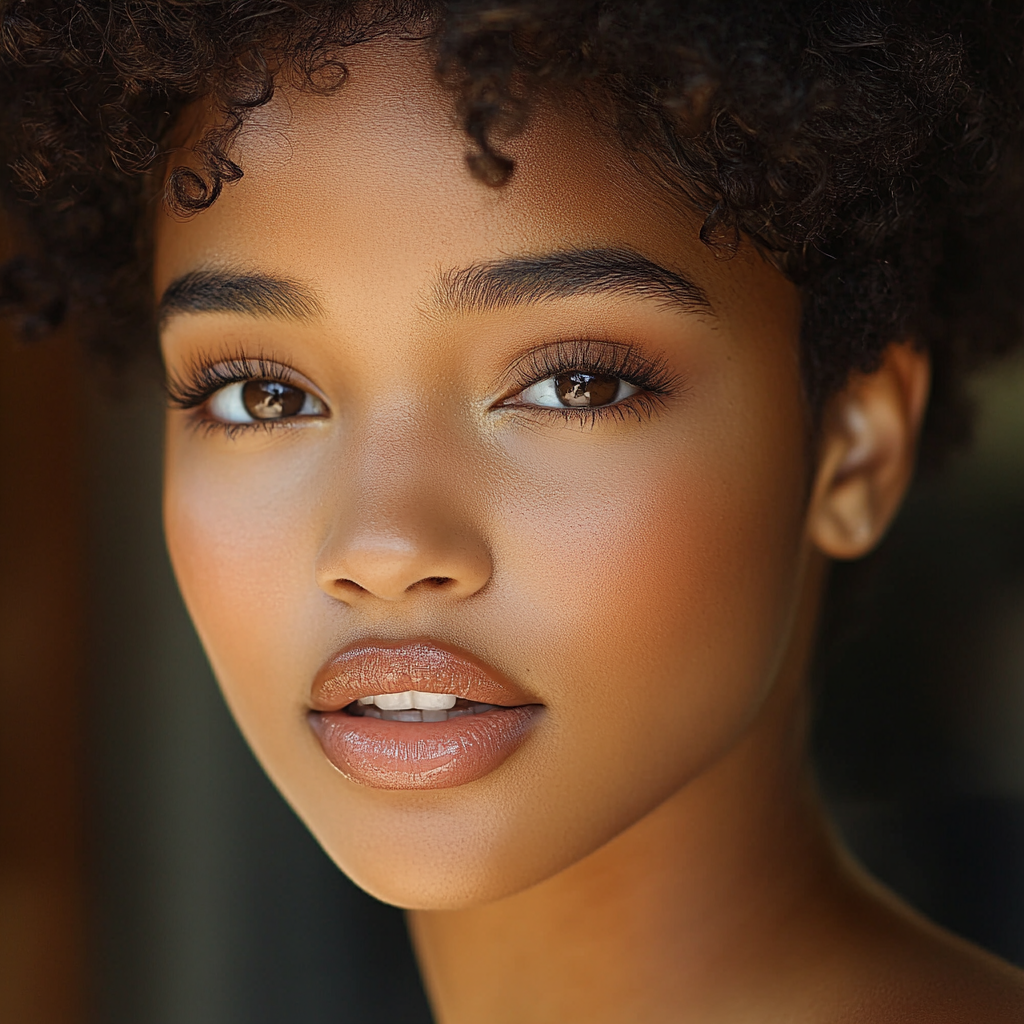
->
<box><xmin>166</xmin><ymin>335</ymin><xmax>686</xmax><ymax>438</ymax></box>
<box><xmin>167</xmin><ymin>352</ymin><xmax>306</xmax><ymax>411</ymax></box>
<box><xmin>498</xmin><ymin>337</ymin><xmax>686</xmax><ymax>424</ymax></box>
<box><xmin>166</xmin><ymin>351</ymin><xmax>328</xmax><ymax>435</ymax></box>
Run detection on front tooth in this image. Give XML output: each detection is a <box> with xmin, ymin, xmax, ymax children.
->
<box><xmin>375</xmin><ymin>691</ymin><xmax>413</xmax><ymax>710</ymax></box>
<box><xmin>411</xmin><ymin>691</ymin><xmax>457</xmax><ymax>710</ymax></box>
<box><xmin>357</xmin><ymin>696</ymin><xmax>375</xmax><ymax>705</ymax></box>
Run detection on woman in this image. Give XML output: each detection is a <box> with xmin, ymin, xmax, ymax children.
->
<box><xmin>4</xmin><ymin>2</ymin><xmax>1024</xmax><ymax>1020</ymax></box>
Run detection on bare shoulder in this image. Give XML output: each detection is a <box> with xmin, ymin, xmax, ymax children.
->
<box><xmin>876</xmin><ymin>929</ymin><xmax>1024</xmax><ymax>1023</ymax></box>
<box><xmin>832</xmin><ymin>875</ymin><xmax>1024</xmax><ymax>1023</ymax></box>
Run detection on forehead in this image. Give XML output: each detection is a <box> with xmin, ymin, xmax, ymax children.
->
<box><xmin>154</xmin><ymin>40</ymin><xmax>795</xmax><ymax>333</ymax></box>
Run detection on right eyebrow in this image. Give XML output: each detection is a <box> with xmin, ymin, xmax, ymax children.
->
<box><xmin>434</xmin><ymin>247</ymin><xmax>714</xmax><ymax>317</ymax></box>
<box><xmin>158</xmin><ymin>269</ymin><xmax>325</xmax><ymax>328</ymax></box>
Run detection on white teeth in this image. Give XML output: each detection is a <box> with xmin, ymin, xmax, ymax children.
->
<box><xmin>374</xmin><ymin>691</ymin><xmax>414</xmax><ymax>710</ymax></box>
<box><xmin>412</xmin><ymin>692</ymin><xmax>458</xmax><ymax>710</ymax></box>
<box><xmin>359</xmin><ymin>690</ymin><xmax>458</xmax><ymax>711</ymax></box>
<box><xmin>352</xmin><ymin>700</ymin><xmax>500</xmax><ymax>722</ymax></box>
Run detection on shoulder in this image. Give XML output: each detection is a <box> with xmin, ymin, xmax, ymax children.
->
<box><xmin>833</xmin><ymin>878</ymin><xmax>1024</xmax><ymax>1023</ymax></box>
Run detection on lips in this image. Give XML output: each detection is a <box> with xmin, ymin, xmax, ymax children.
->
<box><xmin>309</xmin><ymin>640</ymin><xmax>541</xmax><ymax>790</ymax></box>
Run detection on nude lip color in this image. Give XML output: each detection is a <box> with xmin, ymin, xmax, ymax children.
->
<box><xmin>308</xmin><ymin>639</ymin><xmax>541</xmax><ymax>790</ymax></box>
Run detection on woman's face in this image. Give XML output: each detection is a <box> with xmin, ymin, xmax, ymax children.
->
<box><xmin>157</xmin><ymin>44</ymin><xmax>813</xmax><ymax>909</ymax></box>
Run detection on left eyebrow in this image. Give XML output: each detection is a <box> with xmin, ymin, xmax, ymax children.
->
<box><xmin>434</xmin><ymin>247</ymin><xmax>714</xmax><ymax>317</ymax></box>
<box><xmin>157</xmin><ymin>269</ymin><xmax>325</xmax><ymax>328</ymax></box>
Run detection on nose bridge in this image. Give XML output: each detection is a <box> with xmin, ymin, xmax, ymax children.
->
<box><xmin>315</xmin><ymin>409</ymin><xmax>491</xmax><ymax>602</ymax></box>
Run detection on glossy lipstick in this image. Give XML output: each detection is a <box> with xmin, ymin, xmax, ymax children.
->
<box><xmin>309</xmin><ymin>640</ymin><xmax>540</xmax><ymax>790</ymax></box>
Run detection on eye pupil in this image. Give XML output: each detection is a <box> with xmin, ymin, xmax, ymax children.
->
<box><xmin>242</xmin><ymin>380</ymin><xmax>305</xmax><ymax>419</ymax></box>
<box><xmin>555</xmin><ymin>372</ymin><xmax>619</xmax><ymax>408</ymax></box>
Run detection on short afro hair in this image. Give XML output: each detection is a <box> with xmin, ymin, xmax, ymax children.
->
<box><xmin>2</xmin><ymin>0</ymin><xmax>1024</xmax><ymax>460</ymax></box>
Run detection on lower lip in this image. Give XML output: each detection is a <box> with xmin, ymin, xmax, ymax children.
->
<box><xmin>310</xmin><ymin>704</ymin><xmax>540</xmax><ymax>790</ymax></box>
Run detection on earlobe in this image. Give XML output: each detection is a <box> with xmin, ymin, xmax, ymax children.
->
<box><xmin>807</xmin><ymin>342</ymin><xmax>931</xmax><ymax>560</ymax></box>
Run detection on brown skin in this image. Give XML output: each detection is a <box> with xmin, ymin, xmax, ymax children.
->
<box><xmin>157</xmin><ymin>42</ymin><xmax>1024</xmax><ymax>1023</ymax></box>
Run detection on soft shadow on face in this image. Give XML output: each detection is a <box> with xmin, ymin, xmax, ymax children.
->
<box><xmin>156</xmin><ymin>39</ymin><xmax>812</xmax><ymax>909</ymax></box>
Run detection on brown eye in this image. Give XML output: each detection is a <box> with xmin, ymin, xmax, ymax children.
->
<box><xmin>242</xmin><ymin>380</ymin><xmax>306</xmax><ymax>419</ymax></box>
<box><xmin>205</xmin><ymin>375</ymin><xmax>326</xmax><ymax>426</ymax></box>
<box><xmin>554</xmin><ymin>372</ymin><xmax>621</xmax><ymax>408</ymax></box>
<box><xmin>514</xmin><ymin>368</ymin><xmax>639</xmax><ymax>412</ymax></box>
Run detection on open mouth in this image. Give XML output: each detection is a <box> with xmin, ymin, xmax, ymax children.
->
<box><xmin>346</xmin><ymin>691</ymin><xmax>502</xmax><ymax>722</ymax></box>
<box><xmin>309</xmin><ymin>639</ymin><xmax>541</xmax><ymax>789</ymax></box>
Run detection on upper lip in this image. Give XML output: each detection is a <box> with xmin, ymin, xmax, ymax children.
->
<box><xmin>310</xmin><ymin>638</ymin><xmax>536</xmax><ymax>711</ymax></box>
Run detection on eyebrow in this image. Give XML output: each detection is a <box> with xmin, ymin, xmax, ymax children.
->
<box><xmin>157</xmin><ymin>248</ymin><xmax>712</xmax><ymax>327</ymax></box>
<box><xmin>435</xmin><ymin>248</ymin><xmax>713</xmax><ymax>317</ymax></box>
<box><xmin>158</xmin><ymin>269</ymin><xmax>325</xmax><ymax>327</ymax></box>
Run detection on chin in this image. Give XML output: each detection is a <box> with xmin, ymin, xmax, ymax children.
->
<box><xmin>280</xmin><ymin>734</ymin><xmax>713</xmax><ymax>912</ymax></box>
<box><xmin>288</xmin><ymin>784</ymin><xmax>583</xmax><ymax>910</ymax></box>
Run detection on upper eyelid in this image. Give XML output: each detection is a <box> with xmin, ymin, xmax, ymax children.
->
<box><xmin>166</xmin><ymin>354</ymin><xmax>323</xmax><ymax>409</ymax></box>
<box><xmin>501</xmin><ymin>338</ymin><xmax>677</xmax><ymax>396</ymax></box>
<box><xmin>180</xmin><ymin>355</ymin><xmax>300</xmax><ymax>383</ymax></box>
<box><xmin>506</xmin><ymin>338</ymin><xmax>641</xmax><ymax>377</ymax></box>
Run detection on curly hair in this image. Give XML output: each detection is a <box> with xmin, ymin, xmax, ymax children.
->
<box><xmin>1</xmin><ymin>0</ymin><xmax>1023</xmax><ymax>459</ymax></box>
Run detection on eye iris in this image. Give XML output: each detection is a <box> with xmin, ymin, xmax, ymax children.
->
<box><xmin>242</xmin><ymin>380</ymin><xmax>304</xmax><ymax>419</ymax></box>
<box><xmin>554</xmin><ymin>372</ymin><xmax>619</xmax><ymax>408</ymax></box>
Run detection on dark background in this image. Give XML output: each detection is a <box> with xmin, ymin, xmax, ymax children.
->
<box><xmin>3</xmin><ymin>333</ymin><xmax>1023</xmax><ymax>1022</ymax></box>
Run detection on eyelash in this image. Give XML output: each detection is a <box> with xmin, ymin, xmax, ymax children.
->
<box><xmin>166</xmin><ymin>339</ymin><xmax>683</xmax><ymax>436</ymax></box>
<box><xmin>504</xmin><ymin>339</ymin><xmax>684</xmax><ymax>426</ymax></box>
<box><xmin>167</xmin><ymin>353</ymin><xmax>294</xmax><ymax>408</ymax></box>
<box><xmin>166</xmin><ymin>353</ymin><xmax>307</xmax><ymax>437</ymax></box>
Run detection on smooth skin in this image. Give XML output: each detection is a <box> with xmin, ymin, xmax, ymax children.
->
<box><xmin>157</xmin><ymin>41</ymin><xmax>1024</xmax><ymax>1024</ymax></box>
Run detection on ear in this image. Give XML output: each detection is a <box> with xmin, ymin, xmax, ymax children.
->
<box><xmin>807</xmin><ymin>342</ymin><xmax>931</xmax><ymax>560</ymax></box>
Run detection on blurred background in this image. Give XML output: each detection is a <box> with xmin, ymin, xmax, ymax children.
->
<box><xmin>2</xmin><ymin>323</ymin><xmax>1024</xmax><ymax>1023</ymax></box>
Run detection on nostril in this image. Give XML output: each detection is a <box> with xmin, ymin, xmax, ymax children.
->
<box><xmin>420</xmin><ymin>576</ymin><xmax>454</xmax><ymax>588</ymax></box>
<box><xmin>330</xmin><ymin>575</ymin><xmax>455</xmax><ymax>600</ymax></box>
<box><xmin>336</xmin><ymin>578</ymin><xmax>369</xmax><ymax>596</ymax></box>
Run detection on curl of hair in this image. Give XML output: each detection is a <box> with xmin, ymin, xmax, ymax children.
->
<box><xmin>1</xmin><ymin>0</ymin><xmax>1023</xmax><ymax>459</ymax></box>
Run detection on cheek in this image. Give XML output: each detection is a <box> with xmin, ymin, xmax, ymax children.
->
<box><xmin>162</xmin><ymin>429</ymin><xmax>331</xmax><ymax>756</ymax></box>
<box><xmin>483</xmin><ymin>415</ymin><xmax>809</xmax><ymax>829</ymax></box>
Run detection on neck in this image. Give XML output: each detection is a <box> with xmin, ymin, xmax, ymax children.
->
<box><xmin>408</xmin><ymin>675</ymin><xmax>857</xmax><ymax>1024</ymax></box>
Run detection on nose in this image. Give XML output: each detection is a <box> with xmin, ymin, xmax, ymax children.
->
<box><xmin>314</xmin><ymin>440</ymin><xmax>493</xmax><ymax>605</ymax></box>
